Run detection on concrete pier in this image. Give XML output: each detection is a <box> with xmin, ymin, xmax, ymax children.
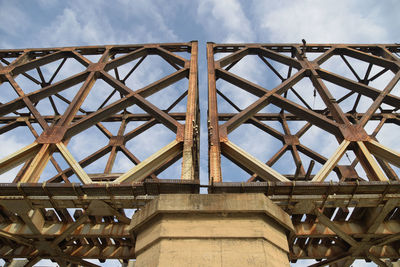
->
<box><xmin>130</xmin><ymin>194</ymin><xmax>294</xmax><ymax>267</ymax></box>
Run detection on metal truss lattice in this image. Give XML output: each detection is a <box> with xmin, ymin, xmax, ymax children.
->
<box><xmin>0</xmin><ymin>42</ymin><xmax>199</xmax><ymax>266</ymax></box>
<box><xmin>207</xmin><ymin>42</ymin><xmax>400</xmax><ymax>266</ymax></box>
<box><xmin>1</xmin><ymin>41</ymin><xmax>400</xmax><ymax>266</ymax></box>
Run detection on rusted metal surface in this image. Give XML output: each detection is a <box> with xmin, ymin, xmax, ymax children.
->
<box><xmin>1</xmin><ymin>42</ymin><xmax>400</xmax><ymax>265</ymax></box>
<box><xmin>0</xmin><ymin>42</ymin><xmax>199</xmax><ymax>183</ymax></box>
<box><xmin>208</xmin><ymin>43</ymin><xmax>400</xmax><ymax>265</ymax></box>
<box><xmin>0</xmin><ymin>42</ymin><xmax>199</xmax><ymax>265</ymax></box>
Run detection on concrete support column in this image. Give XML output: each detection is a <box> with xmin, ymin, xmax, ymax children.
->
<box><xmin>130</xmin><ymin>194</ymin><xmax>294</xmax><ymax>267</ymax></box>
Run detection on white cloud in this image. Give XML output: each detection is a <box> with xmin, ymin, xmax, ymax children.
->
<box><xmin>37</xmin><ymin>0</ymin><xmax>180</xmax><ymax>47</ymax></box>
<box><xmin>39</xmin><ymin>7</ymin><xmax>115</xmax><ymax>46</ymax></box>
<box><xmin>0</xmin><ymin>2</ymin><xmax>29</xmax><ymax>37</ymax></box>
<box><xmin>197</xmin><ymin>0</ymin><xmax>255</xmax><ymax>42</ymax></box>
<box><xmin>115</xmin><ymin>0</ymin><xmax>179</xmax><ymax>42</ymax></box>
<box><xmin>252</xmin><ymin>0</ymin><xmax>392</xmax><ymax>43</ymax></box>
<box><xmin>37</xmin><ymin>0</ymin><xmax>58</xmax><ymax>8</ymax></box>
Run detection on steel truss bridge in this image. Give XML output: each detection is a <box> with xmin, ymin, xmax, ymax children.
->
<box><xmin>0</xmin><ymin>41</ymin><xmax>399</xmax><ymax>266</ymax></box>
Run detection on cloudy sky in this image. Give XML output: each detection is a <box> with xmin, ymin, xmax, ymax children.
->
<box><xmin>1</xmin><ymin>0</ymin><xmax>399</xmax><ymax>266</ymax></box>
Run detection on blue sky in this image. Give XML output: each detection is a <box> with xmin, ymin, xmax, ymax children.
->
<box><xmin>1</xmin><ymin>0</ymin><xmax>400</xmax><ymax>266</ymax></box>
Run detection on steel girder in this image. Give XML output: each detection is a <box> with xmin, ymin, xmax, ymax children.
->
<box><xmin>0</xmin><ymin>42</ymin><xmax>199</xmax><ymax>266</ymax></box>
<box><xmin>0</xmin><ymin>42</ymin><xmax>400</xmax><ymax>266</ymax></box>
<box><xmin>207</xmin><ymin>43</ymin><xmax>400</xmax><ymax>266</ymax></box>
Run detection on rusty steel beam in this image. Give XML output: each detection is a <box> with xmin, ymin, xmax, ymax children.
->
<box><xmin>0</xmin><ymin>41</ymin><xmax>199</xmax><ymax>185</ymax></box>
<box><xmin>0</xmin><ymin>180</ymin><xmax>396</xmax><ymax>209</ymax></box>
<box><xmin>0</xmin><ymin>245</ymin><xmax>135</xmax><ymax>259</ymax></box>
<box><xmin>0</xmin><ymin>112</ymin><xmax>395</xmax><ymax>125</ymax></box>
<box><xmin>291</xmin><ymin>243</ymin><xmax>400</xmax><ymax>260</ymax></box>
<box><xmin>0</xmin><ymin>42</ymin><xmax>200</xmax><ymax>264</ymax></box>
<box><xmin>208</xmin><ymin>43</ymin><xmax>400</xmax><ymax>265</ymax></box>
<box><xmin>0</xmin><ymin>222</ymin><xmax>130</xmax><ymax>238</ymax></box>
<box><xmin>208</xmin><ymin>42</ymin><xmax>400</xmax><ymax>183</ymax></box>
<box><xmin>1</xmin><ymin>42</ymin><xmax>400</xmax><ymax>265</ymax></box>
<box><xmin>217</xmin><ymin>112</ymin><xmax>400</xmax><ymax>122</ymax></box>
<box><xmin>294</xmin><ymin>220</ymin><xmax>400</xmax><ymax>239</ymax></box>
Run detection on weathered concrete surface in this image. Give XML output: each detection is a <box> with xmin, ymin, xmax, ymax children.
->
<box><xmin>130</xmin><ymin>194</ymin><xmax>294</xmax><ymax>267</ymax></box>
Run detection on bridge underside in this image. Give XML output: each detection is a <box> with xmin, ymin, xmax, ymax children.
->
<box><xmin>0</xmin><ymin>181</ymin><xmax>398</xmax><ymax>266</ymax></box>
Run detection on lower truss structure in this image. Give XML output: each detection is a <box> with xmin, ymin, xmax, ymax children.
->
<box><xmin>207</xmin><ymin>42</ymin><xmax>400</xmax><ymax>266</ymax></box>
